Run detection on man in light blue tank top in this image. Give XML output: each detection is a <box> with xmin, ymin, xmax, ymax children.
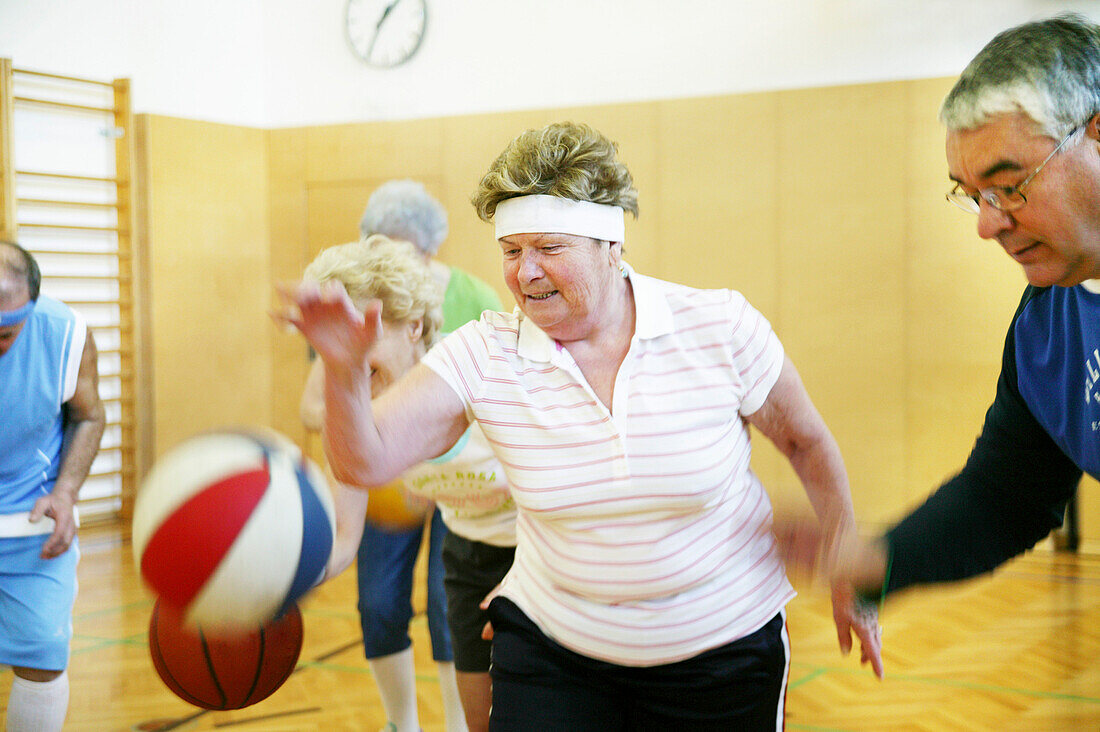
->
<box><xmin>0</xmin><ymin>241</ymin><xmax>105</xmax><ymax>732</ymax></box>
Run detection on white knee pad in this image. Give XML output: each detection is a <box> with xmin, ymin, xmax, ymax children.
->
<box><xmin>6</xmin><ymin>671</ymin><xmax>69</xmax><ymax>732</ymax></box>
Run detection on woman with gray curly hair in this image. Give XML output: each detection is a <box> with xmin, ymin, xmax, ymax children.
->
<box><xmin>360</xmin><ymin>179</ymin><xmax>501</xmax><ymax>333</ymax></box>
<box><xmin>281</xmin><ymin>121</ymin><xmax>874</xmax><ymax>730</ymax></box>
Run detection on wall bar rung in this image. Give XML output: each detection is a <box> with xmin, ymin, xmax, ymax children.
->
<box><xmin>13</xmin><ymin>96</ymin><xmax>114</xmax><ymax>115</ymax></box>
<box><xmin>26</xmin><ymin>249</ymin><xmax>126</xmax><ymax>259</ymax></box>
<box><xmin>19</xmin><ymin>222</ymin><xmax>122</xmax><ymax>233</ymax></box>
<box><xmin>64</xmin><ymin>298</ymin><xmax>126</xmax><ymax>306</ymax></box>
<box><xmin>13</xmin><ymin>67</ymin><xmax>114</xmax><ymax>88</ymax></box>
<box><xmin>16</xmin><ymin>169</ymin><xmax>120</xmax><ymax>184</ymax></box>
<box><xmin>18</xmin><ymin>198</ymin><xmax>118</xmax><ymax>209</ymax></box>
<box><xmin>44</xmin><ymin>273</ymin><xmax>130</xmax><ymax>281</ymax></box>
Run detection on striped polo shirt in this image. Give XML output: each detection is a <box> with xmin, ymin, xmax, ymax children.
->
<box><xmin>421</xmin><ymin>265</ymin><xmax>793</xmax><ymax>666</ymax></box>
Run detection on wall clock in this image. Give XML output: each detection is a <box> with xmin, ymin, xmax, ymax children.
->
<box><xmin>345</xmin><ymin>0</ymin><xmax>428</xmax><ymax>68</ymax></box>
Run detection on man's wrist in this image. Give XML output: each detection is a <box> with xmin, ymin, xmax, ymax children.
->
<box><xmin>854</xmin><ymin>539</ymin><xmax>892</xmax><ymax>608</ymax></box>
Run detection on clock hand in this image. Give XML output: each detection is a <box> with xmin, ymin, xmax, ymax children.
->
<box><xmin>376</xmin><ymin>0</ymin><xmax>402</xmax><ymax>30</ymax></box>
<box><xmin>366</xmin><ymin>0</ymin><xmax>403</xmax><ymax>61</ymax></box>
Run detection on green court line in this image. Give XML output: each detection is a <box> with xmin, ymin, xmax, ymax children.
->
<box><xmin>73</xmin><ymin>630</ymin><xmax>145</xmax><ymax>644</ymax></box>
<box><xmin>71</xmin><ymin>638</ymin><xmax>131</xmax><ymax>656</ymax></box>
<box><xmin>74</xmin><ymin>599</ymin><xmax>153</xmax><ymax>621</ymax></box>
<box><xmin>789</xmin><ymin>662</ymin><xmax>1100</xmax><ymax>705</ymax></box>
<box><xmin>787</xmin><ymin>724</ymin><xmax>853</xmax><ymax>732</ymax></box>
<box><xmin>69</xmin><ymin>629</ymin><xmax>147</xmax><ymax>656</ymax></box>
<box><xmin>788</xmin><ymin>666</ymin><xmax>828</xmax><ymax>690</ymax></box>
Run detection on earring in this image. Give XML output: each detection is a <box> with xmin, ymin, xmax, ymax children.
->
<box><xmin>618</xmin><ymin>263</ymin><xmax>628</xmax><ymax>278</ymax></box>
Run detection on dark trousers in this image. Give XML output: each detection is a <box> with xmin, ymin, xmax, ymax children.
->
<box><xmin>487</xmin><ymin>597</ymin><xmax>788</xmax><ymax>731</ymax></box>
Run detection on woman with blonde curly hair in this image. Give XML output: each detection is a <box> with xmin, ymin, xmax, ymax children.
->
<box><xmin>300</xmin><ymin>236</ymin><xmax>514</xmax><ymax>732</ymax></box>
<box><xmin>281</xmin><ymin>122</ymin><xmax>876</xmax><ymax>730</ymax></box>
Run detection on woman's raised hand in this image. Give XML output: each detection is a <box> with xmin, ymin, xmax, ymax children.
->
<box><xmin>274</xmin><ymin>280</ymin><xmax>383</xmax><ymax>372</ymax></box>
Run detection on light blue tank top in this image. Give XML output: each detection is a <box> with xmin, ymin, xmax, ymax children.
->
<box><xmin>0</xmin><ymin>295</ymin><xmax>84</xmax><ymax>514</ymax></box>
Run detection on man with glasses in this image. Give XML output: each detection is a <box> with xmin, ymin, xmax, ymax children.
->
<box><xmin>781</xmin><ymin>13</ymin><xmax>1100</xmax><ymax>673</ymax></box>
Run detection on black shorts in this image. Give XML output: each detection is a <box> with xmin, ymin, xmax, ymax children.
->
<box><xmin>486</xmin><ymin>597</ymin><xmax>789</xmax><ymax>731</ymax></box>
<box><xmin>441</xmin><ymin>530</ymin><xmax>516</xmax><ymax>673</ymax></box>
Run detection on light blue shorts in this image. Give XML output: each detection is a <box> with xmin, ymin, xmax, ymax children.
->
<box><xmin>0</xmin><ymin>534</ymin><xmax>79</xmax><ymax>671</ymax></box>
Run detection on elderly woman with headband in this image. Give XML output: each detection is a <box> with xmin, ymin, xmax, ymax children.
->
<box><xmin>280</xmin><ymin>121</ymin><xmax>879</xmax><ymax>730</ymax></box>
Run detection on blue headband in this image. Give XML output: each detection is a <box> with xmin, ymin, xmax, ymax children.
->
<box><xmin>0</xmin><ymin>299</ymin><xmax>35</xmax><ymax>327</ymax></box>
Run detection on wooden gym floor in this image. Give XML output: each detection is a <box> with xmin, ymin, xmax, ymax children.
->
<box><xmin>2</xmin><ymin>521</ymin><xmax>1099</xmax><ymax>731</ymax></box>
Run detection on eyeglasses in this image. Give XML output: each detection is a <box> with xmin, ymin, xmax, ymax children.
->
<box><xmin>945</xmin><ymin>126</ymin><xmax>1081</xmax><ymax>214</ymax></box>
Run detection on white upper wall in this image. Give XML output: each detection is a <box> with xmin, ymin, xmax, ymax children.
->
<box><xmin>2</xmin><ymin>0</ymin><xmax>1100</xmax><ymax>128</ymax></box>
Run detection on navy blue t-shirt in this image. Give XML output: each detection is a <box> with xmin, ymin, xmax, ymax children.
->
<box><xmin>884</xmin><ymin>284</ymin><xmax>1096</xmax><ymax>593</ymax></box>
<box><xmin>1015</xmin><ymin>284</ymin><xmax>1100</xmax><ymax>476</ymax></box>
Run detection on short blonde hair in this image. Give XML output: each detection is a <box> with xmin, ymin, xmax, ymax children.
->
<box><xmin>303</xmin><ymin>235</ymin><xmax>443</xmax><ymax>348</ymax></box>
<box><xmin>472</xmin><ymin>121</ymin><xmax>639</xmax><ymax>222</ymax></box>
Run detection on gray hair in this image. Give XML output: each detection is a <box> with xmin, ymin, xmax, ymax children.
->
<box><xmin>941</xmin><ymin>13</ymin><xmax>1100</xmax><ymax>138</ymax></box>
<box><xmin>358</xmin><ymin>179</ymin><xmax>448</xmax><ymax>256</ymax></box>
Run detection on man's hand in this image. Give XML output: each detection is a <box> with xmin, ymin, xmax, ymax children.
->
<box><xmin>30</xmin><ymin>491</ymin><xmax>77</xmax><ymax>559</ymax></box>
<box><xmin>831</xmin><ymin>582</ymin><xmax>885</xmax><ymax>678</ymax></box>
<box><xmin>776</xmin><ymin>512</ymin><xmax>889</xmax><ymax>678</ymax></box>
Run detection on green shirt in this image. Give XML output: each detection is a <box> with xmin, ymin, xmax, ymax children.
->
<box><xmin>441</xmin><ymin>267</ymin><xmax>503</xmax><ymax>334</ymax></box>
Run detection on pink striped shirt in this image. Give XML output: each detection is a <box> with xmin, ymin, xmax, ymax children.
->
<box><xmin>421</xmin><ymin>266</ymin><xmax>793</xmax><ymax>666</ymax></box>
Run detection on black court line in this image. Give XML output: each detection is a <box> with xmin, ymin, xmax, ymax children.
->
<box><xmin>310</xmin><ymin>637</ymin><xmax>361</xmax><ymax>663</ymax></box>
<box><xmin>212</xmin><ymin>706</ymin><xmax>322</xmax><ymax>728</ymax></box>
<box><xmin>141</xmin><ymin>708</ymin><xmax>206</xmax><ymax>731</ymax></box>
<box><xmin>1001</xmin><ymin>568</ymin><xmax>1100</xmax><ymax>585</ymax></box>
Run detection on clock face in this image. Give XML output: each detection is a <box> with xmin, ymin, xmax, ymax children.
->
<box><xmin>345</xmin><ymin>0</ymin><xmax>428</xmax><ymax>68</ymax></box>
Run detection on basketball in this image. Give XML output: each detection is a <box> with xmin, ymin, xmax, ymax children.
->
<box><xmin>365</xmin><ymin>480</ymin><xmax>432</xmax><ymax>530</ymax></box>
<box><xmin>148</xmin><ymin>598</ymin><xmax>302</xmax><ymax>710</ymax></box>
<box><xmin>132</xmin><ymin>428</ymin><xmax>335</xmax><ymax>631</ymax></box>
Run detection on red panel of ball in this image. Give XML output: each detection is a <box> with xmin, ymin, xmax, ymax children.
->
<box><xmin>140</xmin><ymin>468</ymin><xmax>269</xmax><ymax>608</ymax></box>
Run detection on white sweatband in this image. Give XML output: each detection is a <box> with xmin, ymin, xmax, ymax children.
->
<box><xmin>494</xmin><ymin>195</ymin><xmax>625</xmax><ymax>242</ymax></box>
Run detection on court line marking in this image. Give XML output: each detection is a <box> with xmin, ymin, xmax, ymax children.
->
<box><xmin>790</xmin><ymin>662</ymin><xmax>1100</xmax><ymax>705</ymax></box>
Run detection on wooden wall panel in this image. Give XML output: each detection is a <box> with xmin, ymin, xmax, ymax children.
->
<box><xmin>654</xmin><ymin>93</ymin><xmax>786</xmax><ymax>490</ymax></box>
<box><xmin>902</xmin><ymin>78</ymin><xmax>1032</xmax><ymax>512</ymax></box>
<box><xmin>305</xmin><ymin>181</ymin><xmax>379</xmax><ymax>256</ymax></box>
<box><xmin>654</xmin><ymin>93</ymin><xmax>781</xmax><ymax>303</ymax></box>
<box><xmin>776</xmin><ymin>82</ymin><xmax>909</xmax><ymax>523</ymax></box>
<box><xmin>142</xmin><ymin>115</ymin><xmax>272</xmax><ymax>456</ymax></box>
<box><xmin>267</xmin><ymin>127</ymin><xmax>311</xmax><ymax>445</ymax></box>
<box><xmin>304</xmin><ymin>118</ymin><xmax>445</xmax><ymax>183</ymax></box>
